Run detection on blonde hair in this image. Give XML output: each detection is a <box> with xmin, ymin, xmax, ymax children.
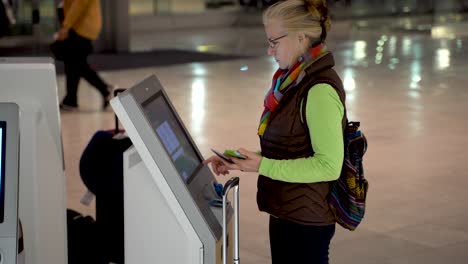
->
<box><xmin>263</xmin><ymin>0</ymin><xmax>330</xmax><ymax>45</ymax></box>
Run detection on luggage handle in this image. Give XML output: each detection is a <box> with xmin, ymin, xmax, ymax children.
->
<box><xmin>222</xmin><ymin>177</ymin><xmax>240</xmax><ymax>264</ymax></box>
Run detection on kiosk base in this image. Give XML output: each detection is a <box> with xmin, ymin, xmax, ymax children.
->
<box><xmin>124</xmin><ymin>147</ymin><xmax>204</xmax><ymax>263</ymax></box>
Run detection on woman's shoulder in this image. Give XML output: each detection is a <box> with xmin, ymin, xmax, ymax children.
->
<box><xmin>306</xmin><ymin>83</ymin><xmax>343</xmax><ymax>107</ymax></box>
<box><xmin>308</xmin><ymin>83</ymin><xmax>337</xmax><ymax>97</ymax></box>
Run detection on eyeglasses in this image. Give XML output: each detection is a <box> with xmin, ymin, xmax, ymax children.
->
<box><xmin>267</xmin><ymin>34</ymin><xmax>288</xmax><ymax>49</ymax></box>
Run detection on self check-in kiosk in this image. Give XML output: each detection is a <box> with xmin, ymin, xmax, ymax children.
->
<box><xmin>111</xmin><ymin>75</ymin><xmax>240</xmax><ymax>264</ymax></box>
<box><xmin>0</xmin><ymin>58</ymin><xmax>67</xmax><ymax>264</ymax></box>
<box><xmin>0</xmin><ymin>103</ymin><xmax>20</xmax><ymax>264</ymax></box>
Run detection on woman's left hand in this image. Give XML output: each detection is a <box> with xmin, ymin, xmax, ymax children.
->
<box><xmin>203</xmin><ymin>148</ymin><xmax>262</xmax><ymax>176</ymax></box>
<box><xmin>231</xmin><ymin>148</ymin><xmax>262</xmax><ymax>173</ymax></box>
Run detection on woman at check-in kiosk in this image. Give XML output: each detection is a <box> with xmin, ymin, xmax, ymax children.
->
<box><xmin>204</xmin><ymin>0</ymin><xmax>346</xmax><ymax>263</ymax></box>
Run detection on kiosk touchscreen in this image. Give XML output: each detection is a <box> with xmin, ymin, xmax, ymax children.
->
<box><xmin>142</xmin><ymin>93</ymin><xmax>201</xmax><ymax>183</ymax></box>
<box><xmin>0</xmin><ymin>103</ymin><xmax>20</xmax><ymax>264</ymax></box>
<box><xmin>111</xmin><ymin>75</ymin><xmax>235</xmax><ymax>264</ymax></box>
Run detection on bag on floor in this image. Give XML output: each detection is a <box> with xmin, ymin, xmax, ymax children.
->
<box><xmin>67</xmin><ymin>209</ymin><xmax>101</xmax><ymax>264</ymax></box>
<box><xmin>329</xmin><ymin>121</ymin><xmax>369</xmax><ymax>231</ymax></box>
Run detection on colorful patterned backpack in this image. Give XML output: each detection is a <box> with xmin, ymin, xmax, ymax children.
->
<box><xmin>329</xmin><ymin>121</ymin><xmax>369</xmax><ymax>231</ymax></box>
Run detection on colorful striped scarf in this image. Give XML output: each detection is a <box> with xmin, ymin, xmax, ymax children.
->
<box><xmin>258</xmin><ymin>43</ymin><xmax>329</xmax><ymax>136</ymax></box>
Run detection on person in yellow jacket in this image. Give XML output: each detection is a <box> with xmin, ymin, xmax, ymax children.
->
<box><xmin>57</xmin><ymin>0</ymin><xmax>112</xmax><ymax>111</ymax></box>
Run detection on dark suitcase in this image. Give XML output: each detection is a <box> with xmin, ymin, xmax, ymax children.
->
<box><xmin>79</xmin><ymin>89</ymin><xmax>131</xmax><ymax>264</ymax></box>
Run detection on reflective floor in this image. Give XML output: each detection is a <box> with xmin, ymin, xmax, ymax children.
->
<box><xmin>61</xmin><ymin>17</ymin><xmax>468</xmax><ymax>263</ymax></box>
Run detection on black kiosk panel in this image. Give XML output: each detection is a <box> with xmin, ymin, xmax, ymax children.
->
<box><xmin>0</xmin><ymin>103</ymin><xmax>20</xmax><ymax>264</ymax></box>
<box><xmin>0</xmin><ymin>121</ymin><xmax>6</xmax><ymax>222</ymax></box>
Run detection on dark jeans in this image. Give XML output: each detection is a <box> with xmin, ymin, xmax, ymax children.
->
<box><xmin>269</xmin><ymin>216</ymin><xmax>335</xmax><ymax>264</ymax></box>
<box><xmin>62</xmin><ymin>31</ymin><xmax>109</xmax><ymax>107</ymax></box>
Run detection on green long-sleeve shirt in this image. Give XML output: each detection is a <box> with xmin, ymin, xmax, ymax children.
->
<box><xmin>258</xmin><ymin>83</ymin><xmax>344</xmax><ymax>183</ymax></box>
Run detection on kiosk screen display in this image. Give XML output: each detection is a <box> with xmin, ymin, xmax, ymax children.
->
<box><xmin>0</xmin><ymin>121</ymin><xmax>6</xmax><ymax>222</ymax></box>
<box><xmin>142</xmin><ymin>92</ymin><xmax>201</xmax><ymax>182</ymax></box>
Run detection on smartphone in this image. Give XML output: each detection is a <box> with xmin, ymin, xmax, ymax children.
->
<box><xmin>224</xmin><ymin>149</ymin><xmax>247</xmax><ymax>159</ymax></box>
<box><xmin>211</xmin><ymin>148</ymin><xmax>234</xmax><ymax>164</ymax></box>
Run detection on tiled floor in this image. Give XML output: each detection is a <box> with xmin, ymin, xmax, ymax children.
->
<box><xmin>58</xmin><ymin>16</ymin><xmax>468</xmax><ymax>264</ymax></box>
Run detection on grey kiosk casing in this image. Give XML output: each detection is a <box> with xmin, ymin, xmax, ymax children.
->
<box><xmin>0</xmin><ymin>103</ymin><xmax>20</xmax><ymax>264</ymax></box>
<box><xmin>111</xmin><ymin>75</ymin><xmax>239</xmax><ymax>264</ymax></box>
<box><xmin>0</xmin><ymin>58</ymin><xmax>68</xmax><ymax>264</ymax></box>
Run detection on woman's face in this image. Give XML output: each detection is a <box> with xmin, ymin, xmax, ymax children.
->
<box><xmin>264</xmin><ymin>20</ymin><xmax>303</xmax><ymax>70</ymax></box>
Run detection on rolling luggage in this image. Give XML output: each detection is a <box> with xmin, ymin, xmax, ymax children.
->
<box><xmin>79</xmin><ymin>89</ymin><xmax>131</xmax><ymax>264</ymax></box>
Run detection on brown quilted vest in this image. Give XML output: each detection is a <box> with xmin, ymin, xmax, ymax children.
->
<box><xmin>257</xmin><ymin>52</ymin><xmax>346</xmax><ymax>225</ymax></box>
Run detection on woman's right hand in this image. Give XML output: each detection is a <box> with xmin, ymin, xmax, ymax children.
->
<box><xmin>203</xmin><ymin>155</ymin><xmax>240</xmax><ymax>176</ymax></box>
<box><xmin>57</xmin><ymin>27</ymin><xmax>69</xmax><ymax>40</ymax></box>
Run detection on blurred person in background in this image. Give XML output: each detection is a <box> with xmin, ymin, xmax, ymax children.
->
<box><xmin>57</xmin><ymin>0</ymin><xmax>113</xmax><ymax>111</ymax></box>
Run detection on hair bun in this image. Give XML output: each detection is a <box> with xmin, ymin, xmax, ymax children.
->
<box><xmin>303</xmin><ymin>0</ymin><xmax>314</xmax><ymax>12</ymax></box>
<box><xmin>304</xmin><ymin>0</ymin><xmax>328</xmax><ymax>21</ymax></box>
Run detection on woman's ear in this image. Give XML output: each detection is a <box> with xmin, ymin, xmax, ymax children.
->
<box><xmin>297</xmin><ymin>32</ymin><xmax>306</xmax><ymax>43</ymax></box>
<box><xmin>297</xmin><ymin>32</ymin><xmax>310</xmax><ymax>51</ymax></box>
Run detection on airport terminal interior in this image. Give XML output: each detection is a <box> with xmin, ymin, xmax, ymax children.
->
<box><xmin>2</xmin><ymin>0</ymin><xmax>468</xmax><ymax>263</ymax></box>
